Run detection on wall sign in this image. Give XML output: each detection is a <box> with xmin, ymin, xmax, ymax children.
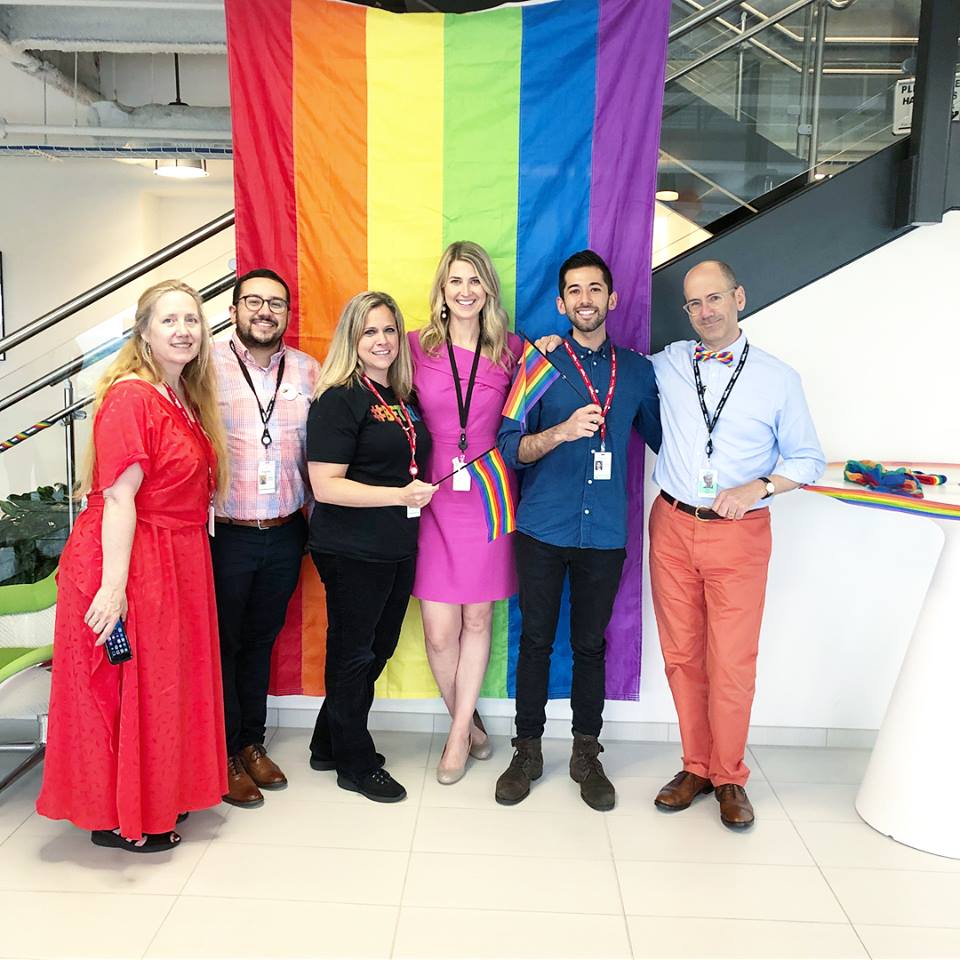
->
<box><xmin>893</xmin><ymin>75</ymin><xmax>960</xmax><ymax>135</ymax></box>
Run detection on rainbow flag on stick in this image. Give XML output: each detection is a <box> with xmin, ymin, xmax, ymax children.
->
<box><xmin>502</xmin><ymin>340</ymin><xmax>563</xmax><ymax>426</ymax></box>
<box><xmin>225</xmin><ymin>0</ymin><xmax>669</xmax><ymax>701</ymax></box>
<box><xmin>464</xmin><ymin>448</ymin><xmax>517</xmax><ymax>543</ymax></box>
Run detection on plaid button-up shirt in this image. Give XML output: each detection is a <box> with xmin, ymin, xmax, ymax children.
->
<box><xmin>214</xmin><ymin>333</ymin><xmax>320</xmax><ymax>521</ymax></box>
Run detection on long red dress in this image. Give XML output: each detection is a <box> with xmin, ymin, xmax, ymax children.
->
<box><xmin>36</xmin><ymin>379</ymin><xmax>227</xmax><ymax>838</ymax></box>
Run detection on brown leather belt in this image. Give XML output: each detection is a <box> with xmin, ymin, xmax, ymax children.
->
<box><xmin>215</xmin><ymin>513</ymin><xmax>299</xmax><ymax>529</ymax></box>
<box><xmin>659</xmin><ymin>490</ymin><xmax>723</xmax><ymax>521</ymax></box>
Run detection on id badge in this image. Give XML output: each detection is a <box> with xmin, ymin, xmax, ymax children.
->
<box><xmin>406</xmin><ymin>506</ymin><xmax>421</xmax><ymax>519</ymax></box>
<box><xmin>452</xmin><ymin>456</ymin><xmax>471</xmax><ymax>492</ymax></box>
<box><xmin>593</xmin><ymin>451</ymin><xmax>612</xmax><ymax>481</ymax></box>
<box><xmin>257</xmin><ymin>460</ymin><xmax>278</xmax><ymax>495</ymax></box>
<box><xmin>697</xmin><ymin>466</ymin><xmax>719</xmax><ymax>498</ymax></box>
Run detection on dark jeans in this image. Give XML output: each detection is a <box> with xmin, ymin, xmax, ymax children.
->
<box><xmin>309</xmin><ymin>552</ymin><xmax>415</xmax><ymax>779</ymax></box>
<box><xmin>209</xmin><ymin>513</ymin><xmax>307</xmax><ymax>756</ymax></box>
<box><xmin>514</xmin><ymin>532</ymin><xmax>626</xmax><ymax>740</ymax></box>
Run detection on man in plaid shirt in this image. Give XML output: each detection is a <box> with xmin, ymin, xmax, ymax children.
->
<box><xmin>211</xmin><ymin>269</ymin><xmax>320</xmax><ymax>808</ymax></box>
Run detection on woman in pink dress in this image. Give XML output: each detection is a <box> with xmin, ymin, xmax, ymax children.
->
<box><xmin>36</xmin><ymin>280</ymin><xmax>228</xmax><ymax>852</ymax></box>
<box><xmin>410</xmin><ymin>241</ymin><xmax>521</xmax><ymax>784</ymax></box>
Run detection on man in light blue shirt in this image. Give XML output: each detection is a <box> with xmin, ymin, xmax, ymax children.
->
<box><xmin>650</xmin><ymin>260</ymin><xmax>824</xmax><ymax>830</ymax></box>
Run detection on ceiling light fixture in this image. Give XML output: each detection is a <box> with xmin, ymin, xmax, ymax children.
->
<box><xmin>154</xmin><ymin>158</ymin><xmax>209</xmax><ymax>179</ymax></box>
<box><xmin>655</xmin><ymin>189</ymin><xmax>680</xmax><ymax>202</ymax></box>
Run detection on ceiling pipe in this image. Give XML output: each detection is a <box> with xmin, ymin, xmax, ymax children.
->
<box><xmin>0</xmin><ymin>31</ymin><xmax>100</xmax><ymax>104</ymax></box>
<box><xmin>0</xmin><ymin>121</ymin><xmax>231</xmax><ymax>141</ymax></box>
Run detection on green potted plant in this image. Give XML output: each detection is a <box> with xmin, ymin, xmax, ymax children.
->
<box><xmin>0</xmin><ymin>484</ymin><xmax>70</xmax><ymax>586</ymax></box>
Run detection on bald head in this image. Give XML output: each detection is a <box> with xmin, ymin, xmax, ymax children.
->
<box><xmin>683</xmin><ymin>260</ymin><xmax>739</xmax><ymax>297</ymax></box>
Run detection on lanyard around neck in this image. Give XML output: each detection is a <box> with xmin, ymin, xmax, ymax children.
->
<box><xmin>446</xmin><ymin>336</ymin><xmax>483</xmax><ymax>453</ymax></box>
<box><xmin>163</xmin><ymin>383</ymin><xmax>215</xmax><ymax>498</ymax></box>
<box><xmin>361</xmin><ymin>374</ymin><xmax>419</xmax><ymax>479</ymax></box>
<box><xmin>692</xmin><ymin>340</ymin><xmax>749</xmax><ymax>459</ymax></box>
<box><xmin>563</xmin><ymin>340</ymin><xmax>617</xmax><ymax>450</ymax></box>
<box><xmin>230</xmin><ymin>340</ymin><xmax>286</xmax><ymax>448</ymax></box>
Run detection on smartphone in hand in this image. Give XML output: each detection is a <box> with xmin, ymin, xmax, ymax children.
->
<box><xmin>104</xmin><ymin>620</ymin><xmax>133</xmax><ymax>665</ymax></box>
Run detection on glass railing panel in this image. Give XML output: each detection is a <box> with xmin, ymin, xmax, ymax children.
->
<box><xmin>658</xmin><ymin>0</ymin><xmax>921</xmax><ymax>245</ymax></box>
<box><xmin>0</xmin><ymin>243</ymin><xmax>235</xmax><ymax>412</ymax></box>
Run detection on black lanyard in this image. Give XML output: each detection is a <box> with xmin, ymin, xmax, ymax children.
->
<box><xmin>230</xmin><ymin>340</ymin><xmax>286</xmax><ymax>448</ymax></box>
<box><xmin>692</xmin><ymin>341</ymin><xmax>749</xmax><ymax>459</ymax></box>
<box><xmin>447</xmin><ymin>337</ymin><xmax>483</xmax><ymax>453</ymax></box>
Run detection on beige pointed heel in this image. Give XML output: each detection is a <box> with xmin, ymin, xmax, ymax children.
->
<box><xmin>437</xmin><ymin>734</ymin><xmax>469</xmax><ymax>785</ymax></box>
<box><xmin>469</xmin><ymin>709</ymin><xmax>493</xmax><ymax>761</ymax></box>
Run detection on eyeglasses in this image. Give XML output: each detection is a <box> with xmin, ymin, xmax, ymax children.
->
<box><xmin>238</xmin><ymin>294</ymin><xmax>289</xmax><ymax>315</ymax></box>
<box><xmin>682</xmin><ymin>287</ymin><xmax>738</xmax><ymax>318</ymax></box>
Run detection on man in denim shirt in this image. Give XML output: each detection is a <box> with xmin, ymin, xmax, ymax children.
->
<box><xmin>495</xmin><ymin>250</ymin><xmax>661</xmax><ymax>811</ymax></box>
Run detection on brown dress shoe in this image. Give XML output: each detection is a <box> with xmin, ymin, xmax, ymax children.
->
<box><xmin>716</xmin><ymin>783</ymin><xmax>755</xmax><ymax>829</ymax></box>
<box><xmin>655</xmin><ymin>770</ymin><xmax>714</xmax><ymax>811</ymax></box>
<box><xmin>223</xmin><ymin>754</ymin><xmax>264</xmax><ymax>808</ymax></box>
<box><xmin>239</xmin><ymin>744</ymin><xmax>288</xmax><ymax>790</ymax></box>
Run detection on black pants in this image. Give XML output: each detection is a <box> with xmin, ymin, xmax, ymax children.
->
<box><xmin>209</xmin><ymin>514</ymin><xmax>307</xmax><ymax>756</ymax></box>
<box><xmin>309</xmin><ymin>552</ymin><xmax>415</xmax><ymax>779</ymax></box>
<box><xmin>514</xmin><ymin>532</ymin><xmax>626</xmax><ymax>740</ymax></box>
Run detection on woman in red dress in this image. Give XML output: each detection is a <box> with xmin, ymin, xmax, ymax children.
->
<box><xmin>36</xmin><ymin>279</ymin><xmax>229</xmax><ymax>852</ymax></box>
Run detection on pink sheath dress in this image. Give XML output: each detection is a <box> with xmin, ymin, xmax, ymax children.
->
<box><xmin>411</xmin><ymin>330</ymin><xmax>522</xmax><ymax>604</ymax></box>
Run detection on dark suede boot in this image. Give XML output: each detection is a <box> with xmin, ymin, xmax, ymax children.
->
<box><xmin>494</xmin><ymin>737</ymin><xmax>543</xmax><ymax>805</ymax></box>
<box><xmin>570</xmin><ymin>732</ymin><xmax>615</xmax><ymax>811</ymax></box>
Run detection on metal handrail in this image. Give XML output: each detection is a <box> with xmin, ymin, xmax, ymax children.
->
<box><xmin>1</xmin><ymin>319</ymin><xmax>235</xmax><ymax>454</ymax></box>
<box><xmin>0</xmin><ymin>273</ymin><xmax>235</xmax><ymax>416</ymax></box>
<box><xmin>669</xmin><ymin>0</ymin><xmax>746</xmax><ymax>42</ymax></box>
<box><xmin>667</xmin><ymin>0</ymin><xmax>817</xmax><ymax>83</ymax></box>
<box><xmin>0</xmin><ymin>210</ymin><xmax>235</xmax><ymax>356</ymax></box>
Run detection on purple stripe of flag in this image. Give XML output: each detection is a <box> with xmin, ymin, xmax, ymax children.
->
<box><xmin>589</xmin><ymin>0</ymin><xmax>670</xmax><ymax>700</ymax></box>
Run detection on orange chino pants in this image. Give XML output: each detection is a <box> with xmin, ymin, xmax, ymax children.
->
<box><xmin>649</xmin><ymin>494</ymin><xmax>773</xmax><ymax>787</ymax></box>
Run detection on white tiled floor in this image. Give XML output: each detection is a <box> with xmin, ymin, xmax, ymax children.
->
<box><xmin>1</xmin><ymin>730</ymin><xmax>959</xmax><ymax>959</ymax></box>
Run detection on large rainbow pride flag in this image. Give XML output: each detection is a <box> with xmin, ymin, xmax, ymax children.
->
<box><xmin>225</xmin><ymin>0</ymin><xmax>669</xmax><ymax>699</ymax></box>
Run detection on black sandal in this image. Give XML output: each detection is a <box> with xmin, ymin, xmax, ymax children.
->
<box><xmin>90</xmin><ymin>829</ymin><xmax>181</xmax><ymax>853</ymax></box>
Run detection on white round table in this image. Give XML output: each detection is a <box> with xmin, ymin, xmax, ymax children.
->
<box><xmin>805</xmin><ymin>462</ymin><xmax>960</xmax><ymax>859</ymax></box>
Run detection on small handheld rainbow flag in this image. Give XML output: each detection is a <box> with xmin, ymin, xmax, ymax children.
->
<box><xmin>465</xmin><ymin>448</ymin><xmax>517</xmax><ymax>542</ymax></box>
<box><xmin>501</xmin><ymin>340</ymin><xmax>562</xmax><ymax>425</ymax></box>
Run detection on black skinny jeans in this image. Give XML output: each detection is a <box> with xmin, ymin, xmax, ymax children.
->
<box><xmin>514</xmin><ymin>532</ymin><xmax>626</xmax><ymax>740</ymax></box>
<box><xmin>309</xmin><ymin>551</ymin><xmax>415</xmax><ymax>780</ymax></box>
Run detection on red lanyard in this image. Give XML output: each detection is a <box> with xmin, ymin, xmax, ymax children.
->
<box><xmin>361</xmin><ymin>375</ymin><xmax>419</xmax><ymax>479</ymax></box>
<box><xmin>563</xmin><ymin>341</ymin><xmax>617</xmax><ymax>449</ymax></box>
<box><xmin>163</xmin><ymin>384</ymin><xmax>215</xmax><ymax>499</ymax></box>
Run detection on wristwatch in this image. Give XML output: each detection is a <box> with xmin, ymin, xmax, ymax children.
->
<box><xmin>758</xmin><ymin>476</ymin><xmax>775</xmax><ymax>499</ymax></box>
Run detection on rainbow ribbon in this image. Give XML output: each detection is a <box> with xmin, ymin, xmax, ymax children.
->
<box><xmin>501</xmin><ymin>340</ymin><xmax>562</xmax><ymax>426</ymax></box>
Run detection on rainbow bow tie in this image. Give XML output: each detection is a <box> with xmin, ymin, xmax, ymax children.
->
<box><xmin>694</xmin><ymin>345</ymin><xmax>733</xmax><ymax>365</ymax></box>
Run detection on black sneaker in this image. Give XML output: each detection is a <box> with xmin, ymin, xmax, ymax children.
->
<box><xmin>310</xmin><ymin>751</ymin><xmax>385</xmax><ymax>772</ymax></box>
<box><xmin>337</xmin><ymin>767</ymin><xmax>407</xmax><ymax>803</ymax></box>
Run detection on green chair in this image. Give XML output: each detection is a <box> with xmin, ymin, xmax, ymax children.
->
<box><xmin>0</xmin><ymin>568</ymin><xmax>56</xmax><ymax>795</ymax></box>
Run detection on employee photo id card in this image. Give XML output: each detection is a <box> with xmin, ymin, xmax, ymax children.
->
<box><xmin>593</xmin><ymin>451</ymin><xmax>612</xmax><ymax>481</ymax></box>
<box><xmin>697</xmin><ymin>466</ymin><xmax>719</xmax><ymax>498</ymax></box>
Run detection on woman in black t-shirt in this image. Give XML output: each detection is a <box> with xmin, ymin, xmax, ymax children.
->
<box><xmin>306</xmin><ymin>291</ymin><xmax>436</xmax><ymax>803</ymax></box>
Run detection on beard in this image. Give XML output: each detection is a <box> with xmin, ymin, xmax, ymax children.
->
<box><xmin>237</xmin><ymin>318</ymin><xmax>283</xmax><ymax>350</ymax></box>
<box><xmin>567</xmin><ymin>306</ymin><xmax>607</xmax><ymax>334</ymax></box>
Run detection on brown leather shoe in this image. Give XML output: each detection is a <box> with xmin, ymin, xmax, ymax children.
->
<box><xmin>716</xmin><ymin>783</ymin><xmax>755</xmax><ymax>829</ymax></box>
<box><xmin>239</xmin><ymin>743</ymin><xmax>288</xmax><ymax>790</ymax></box>
<box><xmin>223</xmin><ymin>754</ymin><xmax>264</xmax><ymax>808</ymax></box>
<box><xmin>654</xmin><ymin>770</ymin><xmax>714</xmax><ymax>811</ymax></box>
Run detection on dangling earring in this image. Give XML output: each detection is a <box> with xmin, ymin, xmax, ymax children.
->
<box><xmin>143</xmin><ymin>340</ymin><xmax>152</xmax><ymax>357</ymax></box>
<box><xmin>440</xmin><ymin>303</ymin><xmax>448</xmax><ymax>323</ymax></box>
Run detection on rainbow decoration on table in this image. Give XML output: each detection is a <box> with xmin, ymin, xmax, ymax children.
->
<box><xmin>501</xmin><ymin>341</ymin><xmax>562</xmax><ymax>427</ymax></box>
<box><xmin>225</xmin><ymin>0</ymin><xmax>669</xmax><ymax>699</ymax></box>
<box><xmin>463</xmin><ymin>448</ymin><xmax>517</xmax><ymax>543</ymax></box>
<box><xmin>843</xmin><ymin>459</ymin><xmax>947</xmax><ymax>498</ymax></box>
